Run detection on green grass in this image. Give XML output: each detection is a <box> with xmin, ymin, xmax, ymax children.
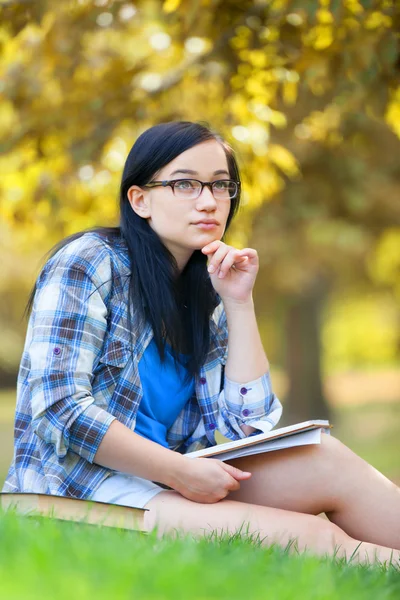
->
<box><xmin>0</xmin><ymin>511</ymin><xmax>399</xmax><ymax>600</ymax></box>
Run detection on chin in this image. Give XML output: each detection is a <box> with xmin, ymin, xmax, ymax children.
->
<box><xmin>192</xmin><ymin>234</ymin><xmax>221</xmax><ymax>249</ymax></box>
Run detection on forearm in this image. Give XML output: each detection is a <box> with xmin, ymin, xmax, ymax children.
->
<box><xmin>93</xmin><ymin>419</ymin><xmax>186</xmax><ymax>487</ymax></box>
<box><xmin>223</xmin><ymin>297</ymin><xmax>270</xmax><ymax>436</ymax></box>
<box><xmin>223</xmin><ymin>296</ymin><xmax>269</xmax><ymax>383</ymax></box>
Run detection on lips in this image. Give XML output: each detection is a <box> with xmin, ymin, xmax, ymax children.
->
<box><xmin>193</xmin><ymin>220</ymin><xmax>219</xmax><ymax>225</ymax></box>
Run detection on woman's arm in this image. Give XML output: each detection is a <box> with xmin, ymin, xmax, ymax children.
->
<box><xmin>202</xmin><ymin>241</ymin><xmax>279</xmax><ymax>437</ymax></box>
<box><xmin>223</xmin><ymin>297</ymin><xmax>269</xmax><ymax>435</ymax></box>
<box><xmin>93</xmin><ymin>420</ymin><xmax>185</xmax><ymax>485</ymax></box>
<box><xmin>223</xmin><ymin>297</ymin><xmax>269</xmax><ymax>383</ymax></box>
<box><xmin>28</xmin><ymin>237</ymin><xmax>117</xmax><ymax>461</ymax></box>
<box><xmin>94</xmin><ymin>419</ymin><xmax>252</xmax><ymax>503</ymax></box>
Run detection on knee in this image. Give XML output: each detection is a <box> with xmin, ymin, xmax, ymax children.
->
<box><xmin>311</xmin><ymin>518</ymin><xmax>352</xmax><ymax>557</ymax></box>
<box><xmin>319</xmin><ymin>432</ymin><xmax>354</xmax><ymax>465</ymax></box>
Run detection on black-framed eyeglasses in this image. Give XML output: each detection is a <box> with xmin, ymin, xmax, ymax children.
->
<box><xmin>143</xmin><ymin>179</ymin><xmax>240</xmax><ymax>200</ymax></box>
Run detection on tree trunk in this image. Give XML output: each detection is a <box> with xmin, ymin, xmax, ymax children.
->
<box><xmin>0</xmin><ymin>367</ymin><xmax>17</xmax><ymax>390</ymax></box>
<box><xmin>283</xmin><ymin>278</ymin><xmax>331</xmax><ymax>424</ymax></box>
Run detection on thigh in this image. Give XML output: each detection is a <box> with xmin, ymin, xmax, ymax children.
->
<box><xmin>225</xmin><ymin>433</ymin><xmax>353</xmax><ymax>515</ymax></box>
<box><xmin>143</xmin><ymin>489</ymin><xmax>349</xmax><ymax>556</ymax></box>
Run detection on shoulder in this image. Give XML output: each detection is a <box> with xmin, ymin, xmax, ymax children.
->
<box><xmin>39</xmin><ymin>232</ymin><xmax>130</xmax><ymax>292</ymax></box>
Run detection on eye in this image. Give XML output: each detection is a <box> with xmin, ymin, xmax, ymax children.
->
<box><xmin>213</xmin><ymin>180</ymin><xmax>230</xmax><ymax>190</ymax></box>
<box><xmin>175</xmin><ymin>179</ymin><xmax>195</xmax><ymax>190</ymax></box>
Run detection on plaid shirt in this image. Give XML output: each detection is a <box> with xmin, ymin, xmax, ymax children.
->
<box><xmin>3</xmin><ymin>233</ymin><xmax>282</xmax><ymax>499</ymax></box>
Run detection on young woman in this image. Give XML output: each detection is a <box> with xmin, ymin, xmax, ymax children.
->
<box><xmin>4</xmin><ymin>121</ymin><xmax>399</xmax><ymax>565</ymax></box>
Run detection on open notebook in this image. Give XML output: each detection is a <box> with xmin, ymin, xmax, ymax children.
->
<box><xmin>186</xmin><ymin>420</ymin><xmax>331</xmax><ymax>461</ymax></box>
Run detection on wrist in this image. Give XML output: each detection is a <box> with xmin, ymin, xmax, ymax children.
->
<box><xmin>162</xmin><ymin>451</ymin><xmax>190</xmax><ymax>489</ymax></box>
<box><xmin>222</xmin><ymin>296</ymin><xmax>254</xmax><ymax>314</ymax></box>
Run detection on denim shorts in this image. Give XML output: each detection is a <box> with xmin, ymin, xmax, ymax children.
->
<box><xmin>90</xmin><ymin>473</ymin><xmax>167</xmax><ymax>509</ymax></box>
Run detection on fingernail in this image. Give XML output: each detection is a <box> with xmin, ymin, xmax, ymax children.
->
<box><xmin>218</xmin><ymin>271</ymin><xmax>224</xmax><ymax>278</ymax></box>
<box><xmin>208</xmin><ymin>265</ymin><xmax>215</xmax><ymax>273</ymax></box>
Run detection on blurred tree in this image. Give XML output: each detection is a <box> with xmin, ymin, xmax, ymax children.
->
<box><xmin>0</xmin><ymin>0</ymin><xmax>399</xmax><ymax>419</ymax></box>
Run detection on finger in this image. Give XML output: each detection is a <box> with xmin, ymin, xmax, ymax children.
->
<box><xmin>237</xmin><ymin>248</ymin><xmax>257</xmax><ymax>256</ymax></box>
<box><xmin>201</xmin><ymin>240</ymin><xmax>224</xmax><ymax>255</ymax></box>
<box><xmin>220</xmin><ymin>462</ymin><xmax>252</xmax><ymax>480</ymax></box>
<box><xmin>233</xmin><ymin>256</ymin><xmax>249</xmax><ymax>266</ymax></box>
<box><xmin>217</xmin><ymin>249</ymin><xmax>245</xmax><ymax>278</ymax></box>
<box><xmin>207</xmin><ymin>244</ymin><xmax>230</xmax><ymax>274</ymax></box>
<box><xmin>237</xmin><ymin>248</ymin><xmax>258</xmax><ymax>263</ymax></box>
<box><xmin>227</xmin><ymin>477</ymin><xmax>241</xmax><ymax>492</ymax></box>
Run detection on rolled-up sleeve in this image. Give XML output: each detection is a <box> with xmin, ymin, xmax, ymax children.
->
<box><xmin>211</xmin><ymin>301</ymin><xmax>283</xmax><ymax>440</ymax></box>
<box><xmin>221</xmin><ymin>372</ymin><xmax>283</xmax><ymax>438</ymax></box>
<box><xmin>29</xmin><ymin>240</ymin><xmax>116</xmax><ymax>461</ymax></box>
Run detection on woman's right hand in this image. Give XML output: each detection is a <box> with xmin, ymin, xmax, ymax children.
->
<box><xmin>170</xmin><ymin>456</ymin><xmax>252</xmax><ymax>504</ymax></box>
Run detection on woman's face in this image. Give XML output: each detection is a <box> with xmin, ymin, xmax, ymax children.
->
<box><xmin>128</xmin><ymin>139</ymin><xmax>233</xmax><ymax>270</ymax></box>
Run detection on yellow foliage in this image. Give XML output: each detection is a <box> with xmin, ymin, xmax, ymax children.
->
<box><xmin>235</xmin><ymin>26</ymin><xmax>251</xmax><ymax>38</ymax></box>
<box><xmin>247</xmin><ymin>101</ymin><xmax>287</xmax><ymax>128</ymax></box>
<box><xmin>270</xmin><ymin>0</ymin><xmax>289</xmax><ymax>8</ymax></box>
<box><xmin>302</xmin><ymin>104</ymin><xmax>341</xmax><ymax>141</ymax></box>
<box><xmin>245</xmin><ymin>76</ymin><xmax>268</xmax><ymax>98</ymax></box>
<box><xmin>40</xmin><ymin>11</ymin><xmax>56</xmax><ymax>34</ymax></box>
<box><xmin>257</xmin><ymin>169</ymin><xmax>286</xmax><ymax>199</ymax></box>
<box><xmin>343</xmin><ymin>0</ymin><xmax>364</xmax><ymax>15</ymax></box>
<box><xmin>282</xmin><ymin>80</ymin><xmax>298</xmax><ymax>106</ymax></box>
<box><xmin>238</xmin><ymin>63</ymin><xmax>252</xmax><ymax>77</ymax></box>
<box><xmin>230</xmin><ymin>37</ymin><xmax>249</xmax><ymax>50</ymax></box>
<box><xmin>267</xmin><ymin>144</ymin><xmax>300</xmax><ymax>178</ymax></box>
<box><xmin>248</xmin><ymin>50</ymin><xmax>269</xmax><ymax>69</ymax></box>
<box><xmin>229</xmin><ymin>94</ymin><xmax>250</xmax><ymax>119</ymax></box>
<box><xmin>268</xmin><ymin>109</ymin><xmax>288</xmax><ymax>128</ymax></box>
<box><xmin>42</xmin><ymin>79</ymin><xmax>63</xmax><ymax>107</ymax></box>
<box><xmin>259</xmin><ymin>26</ymin><xmax>279</xmax><ymax>43</ymax></box>
<box><xmin>0</xmin><ymin>0</ymin><xmax>398</xmax><ymax>286</ymax></box>
<box><xmin>163</xmin><ymin>0</ymin><xmax>181</xmax><ymax>13</ymax></box>
<box><xmin>364</xmin><ymin>11</ymin><xmax>392</xmax><ymax>30</ymax></box>
<box><xmin>302</xmin><ymin>25</ymin><xmax>329</xmax><ymax>49</ymax></box>
<box><xmin>385</xmin><ymin>87</ymin><xmax>400</xmax><ymax>138</ymax></box>
<box><xmin>0</xmin><ymin>101</ymin><xmax>18</xmax><ymax>136</ymax></box>
<box><xmin>368</xmin><ymin>228</ymin><xmax>400</xmax><ymax>299</ymax></box>
<box><xmin>313</xmin><ymin>26</ymin><xmax>334</xmax><ymax>50</ymax></box>
<box><xmin>36</xmin><ymin>200</ymin><xmax>51</xmax><ymax>219</ymax></box>
<box><xmin>342</xmin><ymin>17</ymin><xmax>361</xmax><ymax>31</ymax></box>
<box><xmin>316</xmin><ymin>9</ymin><xmax>334</xmax><ymax>24</ymax></box>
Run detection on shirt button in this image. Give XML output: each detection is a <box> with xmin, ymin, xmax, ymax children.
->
<box><xmin>199</xmin><ymin>377</ymin><xmax>207</xmax><ymax>385</ymax></box>
<box><xmin>208</xmin><ymin>423</ymin><xmax>216</xmax><ymax>431</ymax></box>
<box><xmin>240</xmin><ymin>387</ymin><xmax>248</xmax><ymax>395</ymax></box>
<box><xmin>242</xmin><ymin>409</ymin><xmax>251</xmax><ymax>417</ymax></box>
<box><xmin>53</xmin><ymin>347</ymin><xmax>62</xmax><ymax>356</ymax></box>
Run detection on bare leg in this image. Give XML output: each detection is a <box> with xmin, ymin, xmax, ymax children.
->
<box><xmin>226</xmin><ymin>433</ymin><xmax>400</xmax><ymax>550</ymax></box>
<box><xmin>144</xmin><ymin>490</ymin><xmax>399</xmax><ymax>566</ymax></box>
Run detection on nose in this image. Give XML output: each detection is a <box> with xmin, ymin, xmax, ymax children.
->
<box><xmin>195</xmin><ymin>185</ymin><xmax>217</xmax><ymax>211</ymax></box>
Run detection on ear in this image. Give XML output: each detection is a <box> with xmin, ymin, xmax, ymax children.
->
<box><xmin>127</xmin><ymin>185</ymin><xmax>151</xmax><ymax>219</ymax></box>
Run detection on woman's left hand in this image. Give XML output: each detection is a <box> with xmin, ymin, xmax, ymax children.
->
<box><xmin>201</xmin><ymin>240</ymin><xmax>259</xmax><ymax>304</ymax></box>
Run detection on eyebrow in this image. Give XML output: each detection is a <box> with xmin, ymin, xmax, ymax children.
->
<box><xmin>169</xmin><ymin>169</ymin><xmax>230</xmax><ymax>177</ymax></box>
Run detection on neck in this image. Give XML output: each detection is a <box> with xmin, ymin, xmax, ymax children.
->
<box><xmin>164</xmin><ymin>243</ymin><xmax>194</xmax><ymax>275</ymax></box>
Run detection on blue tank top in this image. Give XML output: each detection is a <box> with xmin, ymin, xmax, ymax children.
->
<box><xmin>134</xmin><ymin>338</ymin><xmax>195</xmax><ymax>448</ymax></box>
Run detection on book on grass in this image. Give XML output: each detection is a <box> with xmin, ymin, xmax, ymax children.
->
<box><xmin>0</xmin><ymin>492</ymin><xmax>146</xmax><ymax>532</ymax></box>
<box><xmin>186</xmin><ymin>420</ymin><xmax>332</xmax><ymax>461</ymax></box>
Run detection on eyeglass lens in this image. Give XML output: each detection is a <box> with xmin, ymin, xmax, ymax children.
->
<box><xmin>174</xmin><ymin>180</ymin><xmax>237</xmax><ymax>199</ymax></box>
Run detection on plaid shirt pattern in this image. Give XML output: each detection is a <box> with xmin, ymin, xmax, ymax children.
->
<box><xmin>3</xmin><ymin>233</ymin><xmax>282</xmax><ymax>499</ymax></box>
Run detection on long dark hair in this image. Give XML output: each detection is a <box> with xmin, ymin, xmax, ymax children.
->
<box><xmin>26</xmin><ymin>121</ymin><xmax>241</xmax><ymax>378</ymax></box>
